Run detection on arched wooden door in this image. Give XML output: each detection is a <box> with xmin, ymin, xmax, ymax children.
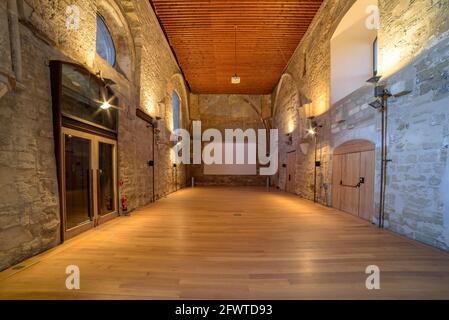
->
<box><xmin>332</xmin><ymin>140</ymin><xmax>375</xmax><ymax>222</ymax></box>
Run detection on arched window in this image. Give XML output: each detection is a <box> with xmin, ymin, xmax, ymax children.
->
<box><xmin>331</xmin><ymin>0</ymin><xmax>378</xmax><ymax>104</ymax></box>
<box><xmin>172</xmin><ymin>91</ymin><xmax>180</xmax><ymax>131</ymax></box>
<box><xmin>96</xmin><ymin>14</ymin><xmax>116</xmax><ymax>66</ymax></box>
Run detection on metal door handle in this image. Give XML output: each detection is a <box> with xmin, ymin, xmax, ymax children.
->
<box><xmin>88</xmin><ymin>169</ymin><xmax>94</xmax><ymax>220</ymax></box>
<box><xmin>340</xmin><ymin>177</ymin><xmax>365</xmax><ymax>188</ymax></box>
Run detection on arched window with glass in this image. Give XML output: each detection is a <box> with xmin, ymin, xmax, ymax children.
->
<box><xmin>96</xmin><ymin>14</ymin><xmax>116</xmax><ymax>66</ymax></box>
<box><xmin>172</xmin><ymin>91</ymin><xmax>181</xmax><ymax>131</ymax></box>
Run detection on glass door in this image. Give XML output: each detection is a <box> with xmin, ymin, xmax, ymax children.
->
<box><xmin>97</xmin><ymin>138</ymin><xmax>118</xmax><ymax>225</ymax></box>
<box><xmin>62</xmin><ymin>128</ymin><xmax>117</xmax><ymax>239</ymax></box>
<box><xmin>62</xmin><ymin>130</ymin><xmax>95</xmax><ymax>238</ymax></box>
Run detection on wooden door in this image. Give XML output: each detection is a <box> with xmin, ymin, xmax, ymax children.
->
<box><xmin>340</xmin><ymin>153</ymin><xmax>361</xmax><ymax>216</ymax></box>
<box><xmin>359</xmin><ymin>150</ymin><xmax>375</xmax><ymax>221</ymax></box>
<box><xmin>286</xmin><ymin>152</ymin><xmax>296</xmax><ymax>194</ymax></box>
<box><xmin>332</xmin><ymin>140</ymin><xmax>376</xmax><ymax>222</ymax></box>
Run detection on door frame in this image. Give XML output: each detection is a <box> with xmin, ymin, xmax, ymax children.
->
<box><xmin>61</xmin><ymin>127</ymin><xmax>118</xmax><ymax>240</ymax></box>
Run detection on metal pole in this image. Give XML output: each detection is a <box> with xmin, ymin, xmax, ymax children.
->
<box><xmin>381</xmin><ymin>97</ymin><xmax>389</xmax><ymax>228</ymax></box>
<box><xmin>378</xmin><ymin>104</ymin><xmax>385</xmax><ymax>228</ymax></box>
<box><xmin>314</xmin><ymin>134</ymin><xmax>318</xmax><ymax>203</ymax></box>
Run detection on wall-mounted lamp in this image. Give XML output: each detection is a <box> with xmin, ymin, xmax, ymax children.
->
<box><xmin>299</xmin><ymin>141</ymin><xmax>310</xmax><ymax>155</ymax></box>
<box><xmin>100</xmin><ymin>101</ymin><xmax>112</xmax><ymax>110</ymax></box>
<box><xmin>307</xmin><ymin>117</ymin><xmax>322</xmax><ymax>136</ymax></box>
<box><xmin>307</xmin><ymin>128</ymin><xmax>317</xmax><ymax>136</ymax></box>
<box><xmin>366</xmin><ymin>75</ymin><xmax>412</xmax><ymax>229</ymax></box>
<box><xmin>307</xmin><ymin>116</ymin><xmax>323</xmax><ymax>204</ymax></box>
<box><xmin>368</xmin><ymin>98</ymin><xmax>383</xmax><ymax>110</ymax></box>
<box><xmin>285</xmin><ymin>133</ymin><xmax>293</xmax><ymax>146</ymax></box>
<box><xmin>366</xmin><ymin>75</ymin><xmax>382</xmax><ymax>84</ymax></box>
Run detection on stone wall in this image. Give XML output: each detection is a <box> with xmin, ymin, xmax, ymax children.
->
<box><xmin>0</xmin><ymin>22</ymin><xmax>62</xmax><ymax>271</ymax></box>
<box><xmin>190</xmin><ymin>94</ymin><xmax>268</xmax><ymax>186</ymax></box>
<box><xmin>0</xmin><ymin>1</ymin><xmax>13</xmax><ymax>98</ymax></box>
<box><xmin>273</xmin><ymin>0</ymin><xmax>449</xmax><ymax>250</ymax></box>
<box><xmin>0</xmin><ymin>0</ymin><xmax>190</xmax><ymax>270</ymax></box>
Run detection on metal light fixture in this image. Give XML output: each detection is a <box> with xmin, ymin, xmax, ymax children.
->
<box><xmin>365</xmin><ymin>74</ymin><xmax>412</xmax><ymax>229</ymax></box>
<box><xmin>366</xmin><ymin>75</ymin><xmax>382</xmax><ymax>84</ymax></box>
<box><xmin>307</xmin><ymin>116</ymin><xmax>323</xmax><ymax>203</ymax></box>
<box><xmin>368</xmin><ymin>98</ymin><xmax>383</xmax><ymax>110</ymax></box>
<box><xmin>285</xmin><ymin>132</ymin><xmax>293</xmax><ymax>145</ymax></box>
<box><xmin>231</xmin><ymin>25</ymin><xmax>240</xmax><ymax>85</ymax></box>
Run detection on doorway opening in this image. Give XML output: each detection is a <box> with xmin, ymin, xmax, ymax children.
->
<box><xmin>62</xmin><ymin>129</ymin><xmax>118</xmax><ymax>238</ymax></box>
<box><xmin>286</xmin><ymin>151</ymin><xmax>297</xmax><ymax>194</ymax></box>
<box><xmin>332</xmin><ymin>140</ymin><xmax>375</xmax><ymax>222</ymax></box>
<box><xmin>50</xmin><ymin>61</ymin><xmax>119</xmax><ymax>240</ymax></box>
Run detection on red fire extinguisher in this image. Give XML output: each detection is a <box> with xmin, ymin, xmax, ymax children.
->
<box><xmin>121</xmin><ymin>195</ymin><xmax>128</xmax><ymax>213</ymax></box>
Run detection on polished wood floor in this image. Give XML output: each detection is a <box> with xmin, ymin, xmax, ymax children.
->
<box><xmin>1</xmin><ymin>187</ymin><xmax>449</xmax><ymax>300</ymax></box>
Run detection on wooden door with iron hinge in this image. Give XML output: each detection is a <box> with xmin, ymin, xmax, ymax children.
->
<box><xmin>332</xmin><ymin>140</ymin><xmax>375</xmax><ymax>222</ymax></box>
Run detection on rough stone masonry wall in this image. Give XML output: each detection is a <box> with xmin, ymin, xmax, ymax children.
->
<box><xmin>0</xmin><ymin>17</ymin><xmax>62</xmax><ymax>271</ymax></box>
<box><xmin>0</xmin><ymin>0</ymin><xmax>189</xmax><ymax>270</ymax></box>
<box><xmin>272</xmin><ymin>0</ymin><xmax>355</xmax><ymax>203</ymax></box>
<box><xmin>117</xmin><ymin>0</ymin><xmax>190</xmax><ymax>204</ymax></box>
<box><xmin>273</xmin><ymin>0</ymin><xmax>449</xmax><ymax>250</ymax></box>
<box><xmin>189</xmin><ymin>94</ymin><xmax>268</xmax><ymax>186</ymax></box>
<box><xmin>0</xmin><ymin>1</ymin><xmax>13</xmax><ymax>97</ymax></box>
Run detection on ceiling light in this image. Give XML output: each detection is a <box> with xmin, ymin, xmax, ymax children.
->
<box><xmin>231</xmin><ymin>25</ymin><xmax>240</xmax><ymax>85</ymax></box>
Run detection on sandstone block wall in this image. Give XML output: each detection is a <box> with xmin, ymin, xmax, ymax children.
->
<box><xmin>273</xmin><ymin>0</ymin><xmax>449</xmax><ymax>250</ymax></box>
<box><xmin>0</xmin><ymin>0</ymin><xmax>190</xmax><ymax>270</ymax></box>
<box><xmin>190</xmin><ymin>94</ymin><xmax>268</xmax><ymax>186</ymax></box>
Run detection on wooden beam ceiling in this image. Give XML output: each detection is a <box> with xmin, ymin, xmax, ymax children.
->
<box><xmin>151</xmin><ymin>0</ymin><xmax>323</xmax><ymax>94</ymax></box>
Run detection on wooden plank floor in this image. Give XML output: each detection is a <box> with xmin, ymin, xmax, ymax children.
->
<box><xmin>1</xmin><ymin>187</ymin><xmax>449</xmax><ymax>300</ymax></box>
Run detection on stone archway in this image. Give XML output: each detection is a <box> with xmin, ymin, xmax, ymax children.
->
<box><xmin>272</xmin><ymin>73</ymin><xmax>314</xmax><ymax>192</ymax></box>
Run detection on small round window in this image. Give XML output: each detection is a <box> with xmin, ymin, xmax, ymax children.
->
<box><xmin>96</xmin><ymin>15</ymin><xmax>116</xmax><ymax>66</ymax></box>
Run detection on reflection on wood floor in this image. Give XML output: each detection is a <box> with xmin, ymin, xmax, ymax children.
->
<box><xmin>1</xmin><ymin>187</ymin><xmax>449</xmax><ymax>300</ymax></box>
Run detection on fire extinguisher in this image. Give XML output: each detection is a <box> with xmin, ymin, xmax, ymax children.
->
<box><xmin>121</xmin><ymin>195</ymin><xmax>128</xmax><ymax>213</ymax></box>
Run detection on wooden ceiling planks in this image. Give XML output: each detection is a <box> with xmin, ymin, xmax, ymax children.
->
<box><xmin>151</xmin><ymin>0</ymin><xmax>323</xmax><ymax>94</ymax></box>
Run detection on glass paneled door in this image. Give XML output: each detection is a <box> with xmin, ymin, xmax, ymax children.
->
<box><xmin>62</xmin><ymin>128</ymin><xmax>118</xmax><ymax>239</ymax></box>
